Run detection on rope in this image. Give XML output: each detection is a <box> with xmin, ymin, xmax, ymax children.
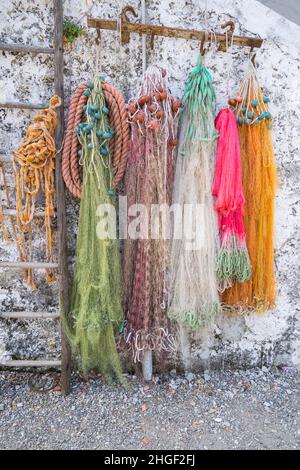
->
<box><xmin>141</xmin><ymin>0</ymin><xmax>147</xmax><ymax>74</ymax></box>
<box><xmin>0</xmin><ymin>162</ymin><xmax>10</xmax><ymax>242</ymax></box>
<box><xmin>62</xmin><ymin>81</ymin><xmax>129</xmax><ymax>198</ymax></box>
<box><xmin>12</xmin><ymin>95</ymin><xmax>61</xmax><ymax>287</ymax></box>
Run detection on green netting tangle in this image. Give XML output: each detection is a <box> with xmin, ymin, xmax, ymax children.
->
<box><xmin>64</xmin><ymin>76</ymin><xmax>125</xmax><ymax>384</ymax></box>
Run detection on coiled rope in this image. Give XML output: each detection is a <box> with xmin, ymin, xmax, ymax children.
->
<box><xmin>62</xmin><ymin>81</ymin><xmax>129</xmax><ymax>198</ymax></box>
<box><xmin>12</xmin><ymin>95</ymin><xmax>61</xmax><ymax>288</ymax></box>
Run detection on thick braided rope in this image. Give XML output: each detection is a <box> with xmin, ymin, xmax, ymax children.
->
<box><xmin>70</xmin><ymin>93</ymin><xmax>87</xmax><ymax>195</ymax></box>
<box><xmin>102</xmin><ymin>82</ymin><xmax>130</xmax><ymax>187</ymax></box>
<box><xmin>62</xmin><ymin>81</ymin><xmax>129</xmax><ymax>197</ymax></box>
<box><xmin>62</xmin><ymin>84</ymin><xmax>86</xmax><ymax>198</ymax></box>
<box><xmin>104</xmin><ymin>91</ymin><xmax>116</xmax><ymax>162</ymax></box>
<box><xmin>103</xmin><ymin>86</ymin><xmax>122</xmax><ymax>169</ymax></box>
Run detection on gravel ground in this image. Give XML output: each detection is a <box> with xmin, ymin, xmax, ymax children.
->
<box><xmin>0</xmin><ymin>367</ymin><xmax>299</xmax><ymax>450</ymax></box>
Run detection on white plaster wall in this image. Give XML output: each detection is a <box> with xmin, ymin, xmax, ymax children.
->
<box><xmin>0</xmin><ymin>0</ymin><xmax>299</xmax><ymax>369</ymax></box>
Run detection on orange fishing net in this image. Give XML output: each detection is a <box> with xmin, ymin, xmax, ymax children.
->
<box><xmin>12</xmin><ymin>95</ymin><xmax>61</xmax><ymax>288</ymax></box>
<box><xmin>222</xmin><ymin>66</ymin><xmax>277</xmax><ymax>312</ymax></box>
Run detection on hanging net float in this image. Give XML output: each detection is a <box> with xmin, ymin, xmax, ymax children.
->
<box><xmin>227</xmin><ymin>67</ymin><xmax>272</xmax><ymax>127</ymax></box>
<box><xmin>62</xmin><ymin>76</ymin><xmax>129</xmax><ymax>198</ymax></box>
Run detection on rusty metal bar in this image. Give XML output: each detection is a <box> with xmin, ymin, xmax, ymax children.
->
<box><xmin>87</xmin><ymin>15</ymin><xmax>263</xmax><ymax>49</ymax></box>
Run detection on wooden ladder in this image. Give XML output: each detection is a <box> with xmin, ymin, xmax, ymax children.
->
<box><xmin>0</xmin><ymin>0</ymin><xmax>71</xmax><ymax>394</ymax></box>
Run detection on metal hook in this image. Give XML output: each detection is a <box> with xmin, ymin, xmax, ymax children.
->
<box><xmin>95</xmin><ymin>27</ymin><xmax>101</xmax><ymax>45</ymax></box>
<box><xmin>217</xmin><ymin>20</ymin><xmax>236</xmax><ymax>51</ymax></box>
<box><xmin>220</xmin><ymin>20</ymin><xmax>235</xmax><ymax>35</ymax></box>
<box><xmin>200</xmin><ymin>30</ymin><xmax>209</xmax><ymax>56</ymax></box>
<box><xmin>250</xmin><ymin>46</ymin><xmax>257</xmax><ymax>67</ymax></box>
<box><xmin>120</xmin><ymin>5</ymin><xmax>138</xmax><ymax>44</ymax></box>
<box><xmin>150</xmin><ymin>34</ymin><xmax>155</xmax><ymax>50</ymax></box>
<box><xmin>121</xmin><ymin>5</ymin><xmax>138</xmax><ymax>22</ymax></box>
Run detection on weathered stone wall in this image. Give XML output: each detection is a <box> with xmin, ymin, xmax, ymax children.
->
<box><xmin>0</xmin><ymin>0</ymin><xmax>299</xmax><ymax>369</ymax></box>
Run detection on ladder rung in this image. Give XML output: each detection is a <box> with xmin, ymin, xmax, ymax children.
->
<box><xmin>0</xmin><ymin>101</ymin><xmax>48</xmax><ymax>110</ymax></box>
<box><xmin>2</xmin><ymin>209</ymin><xmax>46</xmax><ymax>218</ymax></box>
<box><xmin>0</xmin><ymin>311</ymin><xmax>59</xmax><ymax>319</ymax></box>
<box><xmin>0</xmin><ymin>153</ymin><xmax>11</xmax><ymax>163</ymax></box>
<box><xmin>0</xmin><ymin>261</ymin><xmax>59</xmax><ymax>269</ymax></box>
<box><xmin>0</xmin><ymin>360</ymin><xmax>61</xmax><ymax>367</ymax></box>
<box><xmin>0</xmin><ymin>43</ymin><xmax>54</xmax><ymax>55</ymax></box>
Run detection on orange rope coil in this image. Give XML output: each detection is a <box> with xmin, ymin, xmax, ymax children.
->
<box><xmin>62</xmin><ymin>81</ymin><xmax>129</xmax><ymax>198</ymax></box>
<box><xmin>12</xmin><ymin>95</ymin><xmax>61</xmax><ymax>287</ymax></box>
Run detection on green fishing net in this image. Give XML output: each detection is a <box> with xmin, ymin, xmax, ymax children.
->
<box><xmin>64</xmin><ymin>77</ymin><xmax>125</xmax><ymax>383</ymax></box>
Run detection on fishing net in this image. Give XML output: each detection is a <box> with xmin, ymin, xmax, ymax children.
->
<box><xmin>64</xmin><ymin>76</ymin><xmax>125</xmax><ymax>382</ymax></box>
<box><xmin>123</xmin><ymin>66</ymin><xmax>180</xmax><ymax>362</ymax></box>
<box><xmin>168</xmin><ymin>55</ymin><xmax>220</xmax><ymax>329</ymax></box>
<box><xmin>222</xmin><ymin>62</ymin><xmax>277</xmax><ymax>312</ymax></box>
<box><xmin>213</xmin><ymin>108</ymin><xmax>251</xmax><ymax>291</ymax></box>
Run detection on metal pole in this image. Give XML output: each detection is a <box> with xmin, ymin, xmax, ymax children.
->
<box><xmin>140</xmin><ymin>0</ymin><xmax>152</xmax><ymax>381</ymax></box>
<box><xmin>179</xmin><ymin>326</ymin><xmax>191</xmax><ymax>371</ymax></box>
<box><xmin>141</xmin><ymin>0</ymin><xmax>147</xmax><ymax>74</ymax></box>
<box><xmin>142</xmin><ymin>349</ymin><xmax>153</xmax><ymax>381</ymax></box>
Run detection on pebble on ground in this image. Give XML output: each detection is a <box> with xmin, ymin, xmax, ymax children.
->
<box><xmin>0</xmin><ymin>368</ymin><xmax>299</xmax><ymax>450</ymax></box>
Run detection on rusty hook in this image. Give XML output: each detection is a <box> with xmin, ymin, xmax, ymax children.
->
<box><xmin>250</xmin><ymin>46</ymin><xmax>257</xmax><ymax>67</ymax></box>
<box><xmin>150</xmin><ymin>34</ymin><xmax>155</xmax><ymax>50</ymax></box>
<box><xmin>220</xmin><ymin>20</ymin><xmax>235</xmax><ymax>34</ymax></box>
<box><xmin>120</xmin><ymin>5</ymin><xmax>138</xmax><ymax>44</ymax></box>
<box><xmin>121</xmin><ymin>5</ymin><xmax>138</xmax><ymax>23</ymax></box>
<box><xmin>217</xmin><ymin>20</ymin><xmax>235</xmax><ymax>51</ymax></box>
<box><xmin>95</xmin><ymin>27</ymin><xmax>101</xmax><ymax>45</ymax></box>
<box><xmin>200</xmin><ymin>31</ymin><xmax>209</xmax><ymax>56</ymax></box>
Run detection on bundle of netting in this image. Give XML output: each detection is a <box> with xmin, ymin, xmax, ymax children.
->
<box><xmin>64</xmin><ymin>76</ymin><xmax>125</xmax><ymax>383</ymax></box>
<box><xmin>12</xmin><ymin>95</ymin><xmax>61</xmax><ymax>288</ymax></box>
<box><xmin>222</xmin><ymin>61</ymin><xmax>277</xmax><ymax>312</ymax></box>
<box><xmin>167</xmin><ymin>55</ymin><xmax>220</xmax><ymax>330</ymax></box>
<box><xmin>212</xmin><ymin>108</ymin><xmax>251</xmax><ymax>291</ymax></box>
<box><xmin>123</xmin><ymin>66</ymin><xmax>180</xmax><ymax>363</ymax></box>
